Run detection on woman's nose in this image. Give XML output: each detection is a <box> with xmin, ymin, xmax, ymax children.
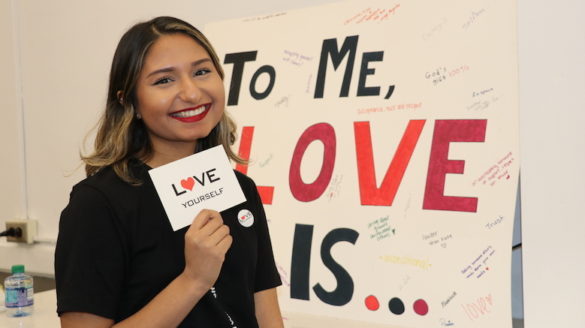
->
<box><xmin>179</xmin><ymin>77</ymin><xmax>201</xmax><ymax>103</ymax></box>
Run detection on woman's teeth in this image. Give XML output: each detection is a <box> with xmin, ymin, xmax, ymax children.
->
<box><xmin>171</xmin><ymin>106</ymin><xmax>206</xmax><ymax>118</ymax></box>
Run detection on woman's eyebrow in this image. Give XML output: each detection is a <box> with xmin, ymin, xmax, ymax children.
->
<box><xmin>146</xmin><ymin>58</ymin><xmax>212</xmax><ymax>78</ymax></box>
<box><xmin>191</xmin><ymin>58</ymin><xmax>212</xmax><ymax>67</ymax></box>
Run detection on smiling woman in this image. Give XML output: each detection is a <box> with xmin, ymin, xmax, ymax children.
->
<box><xmin>135</xmin><ymin>33</ymin><xmax>226</xmax><ymax>168</ymax></box>
<box><xmin>54</xmin><ymin>16</ymin><xmax>283</xmax><ymax>328</ymax></box>
<box><xmin>82</xmin><ymin>16</ymin><xmax>242</xmax><ymax>185</ymax></box>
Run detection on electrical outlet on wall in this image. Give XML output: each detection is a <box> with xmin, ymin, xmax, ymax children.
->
<box><xmin>5</xmin><ymin>220</ymin><xmax>37</xmax><ymax>244</ymax></box>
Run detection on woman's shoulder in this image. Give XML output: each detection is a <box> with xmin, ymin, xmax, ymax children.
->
<box><xmin>60</xmin><ymin>161</ymin><xmax>157</xmax><ymax>235</ymax></box>
<box><xmin>69</xmin><ymin>162</ymin><xmax>149</xmax><ymax>206</ymax></box>
<box><xmin>233</xmin><ymin>170</ymin><xmax>259</xmax><ymax>192</ymax></box>
<box><xmin>76</xmin><ymin>166</ymin><xmax>132</xmax><ymax>192</ymax></box>
<box><xmin>234</xmin><ymin>169</ymin><xmax>253</xmax><ymax>183</ymax></box>
<box><xmin>233</xmin><ymin>170</ymin><xmax>270</xmax><ymax>209</ymax></box>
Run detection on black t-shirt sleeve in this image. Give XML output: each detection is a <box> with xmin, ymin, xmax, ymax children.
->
<box><xmin>245</xmin><ymin>178</ymin><xmax>282</xmax><ymax>292</ymax></box>
<box><xmin>55</xmin><ymin>183</ymin><xmax>128</xmax><ymax>319</ymax></box>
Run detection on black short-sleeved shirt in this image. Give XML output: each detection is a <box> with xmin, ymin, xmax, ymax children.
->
<box><xmin>55</xmin><ymin>160</ymin><xmax>281</xmax><ymax>327</ymax></box>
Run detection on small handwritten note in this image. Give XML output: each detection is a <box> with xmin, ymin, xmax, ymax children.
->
<box><xmin>258</xmin><ymin>154</ymin><xmax>273</xmax><ymax>168</ymax></box>
<box><xmin>243</xmin><ymin>12</ymin><xmax>286</xmax><ymax>23</ymax></box>
<box><xmin>326</xmin><ymin>174</ymin><xmax>343</xmax><ymax>201</ymax></box>
<box><xmin>425</xmin><ymin>65</ymin><xmax>470</xmax><ymax>86</ymax></box>
<box><xmin>472</xmin><ymin>152</ymin><xmax>514</xmax><ymax>187</ymax></box>
<box><xmin>305</xmin><ymin>75</ymin><xmax>312</xmax><ymax>93</ymax></box>
<box><xmin>274</xmin><ymin>96</ymin><xmax>289</xmax><ymax>108</ymax></box>
<box><xmin>276</xmin><ymin>263</ymin><xmax>290</xmax><ymax>287</ymax></box>
<box><xmin>485</xmin><ymin>215</ymin><xmax>504</xmax><ymax>229</ymax></box>
<box><xmin>422</xmin><ymin>18</ymin><xmax>448</xmax><ymax>41</ymax></box>
<box><xmin>357</xmin><ymin>102</ymin><xmax>422</xmax><ymax>114</ymax></box>
<box><xmin>397</xmin><ymin>275</ymin><xmax>411</xmax><ymax>291</ymax></box>
<box><xmin>441</xmin><ymin>291</ymin><xmax>458</xmax><ymax>308</ymax></box>
<box><xmin>449</xmin><ymin>65</ymin><xmax>470</xmax><ymax>78</ymax></box>
<box><xmin>472</xmin><ymin>87</ymin><xmax>494</xmax><ymax>97</ymax></box>
<box><xmin>368</xmin><ymin>215</ymin><xmax>395</xmax><ymax>241</ymax></box>
<box><xmin>282</xmin><ymin>50</ymin><xmax>313</xmax><ymax>66</ymax></box>
<box><xmin>343</xmin><ymin>5</ymin><xmax>401</xmax><ymax>25</ymax></box>
<box><xmin>379</xmin><ymin>255</ymin><xmax>431</xmax><ymax>270</ymax></box>
<box><xmin>425</xmin><ymin>67</ymin><xmax>447</xmax><ymax>86</ymax></box>
<box><xmin>461</xmin><ymin>246</ymin><xmax>495</xmax><ymax>279</ymax></box>
<box><xmin>462</xmin><ymin>9</ymin><xmax>486</xmax><ymax>30</ymax></box>
<box><xmin>422</xmin><ymin>231</ymin><xmax>453</xmax><ymax>248</ymax></box>
<box><xmin>462</xmin><ymin>294</ymin><xmax>494</xmax><ymax>320</ymax></box>
<box><xmin>468</xmin><ymin>88</ymin><xmax>498</xmax><ymax>111</ymax></box>
<box><xmin>467</xmin><ymin>95</ymin><xmax>499</xmax><ymax>111</ymax></box>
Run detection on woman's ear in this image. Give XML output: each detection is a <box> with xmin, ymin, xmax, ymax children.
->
<box><xmin>117</xmin><ymin>90</ymin><xmax>124</xmax><ymax>105</ymax></box>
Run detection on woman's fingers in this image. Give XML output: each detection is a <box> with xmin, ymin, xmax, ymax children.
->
<box><xmin>191</xmin><ymin>209</ymin><xmax>221</xmax><ymax>230</ymax></box>
<box><xmin>205</xmin><ymin>224</ymin><xmax>231</xmax><ymax>247</ymax></box>
<box><xmin>188</xmin><ymin>210</ymin><xmax>224</xmax><ymax>240</ymax></box>
<box><xmin>216</xmin><ymin>233</ymin><xmax>233</xmax><ymax>254</ymax></box>
<box><xmin>182</xmin><ymin>209</ymin><xmax>232</xmax><ymax>288</ymax></box>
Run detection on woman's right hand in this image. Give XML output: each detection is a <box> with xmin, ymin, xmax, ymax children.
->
<box><xmin>182</xmin><ymin>209</ymin><xmax>232</xmax><ymax>290</ymax></box>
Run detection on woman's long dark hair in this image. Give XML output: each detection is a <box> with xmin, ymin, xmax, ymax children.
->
<box><xmin>82</xmin><ymin>16</ymin><xmax>242</xmax><ymax>184</ymax></box>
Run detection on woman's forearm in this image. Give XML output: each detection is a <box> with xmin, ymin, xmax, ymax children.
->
<box><xmin>113</xmin><ymin>272</ymin><xmax>208</xmax><ymax>328</ymax></box>
<box><xmin>255</xmin><ymin>288</ymin><xmax>284</xmax><ymax>328</ymax></box>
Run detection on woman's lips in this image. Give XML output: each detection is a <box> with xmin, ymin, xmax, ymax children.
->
<box><xmin>169</xmin><ymin>104</ymin><xmax>211</xmax><ymax>123</ymax></box>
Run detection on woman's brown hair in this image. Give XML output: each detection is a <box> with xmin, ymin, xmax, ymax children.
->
<box><xmin>82</xmin><ymin>16</ymin><xmax>242</xmax><ymax>184</ymax></box>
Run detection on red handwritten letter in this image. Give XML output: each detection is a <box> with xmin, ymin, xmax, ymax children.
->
<box><xmin>423</xmin><ymin>119</ymin><xmax>487</xmax><ymax>212</ymax></box>
<box><xmin>289</xmin><ymin>123</ymin><xmax>336</xmax><ymax>202</ymax></box>
<box><xmin>354</xmin><ymin>120</ymin><xmax>426</xmax><ymax>206</ymax></box>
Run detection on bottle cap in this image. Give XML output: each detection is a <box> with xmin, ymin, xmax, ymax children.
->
<box><xmin>11</xmin><ymin>264</ymin><xmax>25</xmax><ymax>274</ymax></box>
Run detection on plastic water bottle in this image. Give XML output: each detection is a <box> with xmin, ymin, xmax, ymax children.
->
<box><xmin>4</xmin><ymin>264</ymin><xmax>34</xmax><ymax>317</ymax></box>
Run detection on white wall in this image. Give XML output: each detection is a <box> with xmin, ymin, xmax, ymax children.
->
<box><xmin>518</xmin><ymin>0</ymin><xmax>585</xmax><ymax>327</ymax></box>
<box><xmin>0</xmin><ymin>0</ymin><xmax>33</xmax><ymax>271</ymax></box>
<box><xmin>0</xmin><ymin>0</ymin><xmax>583</xmax><ymax>326</ymax></box>
<box><xmin>0</xmin><ymin>1</ymin><xmax>24</xmax><ymax>214</ymax></box>
<box><xmin>0</xmin><ymin>0</ymin><xmax>340</xmax><ymax>274</ymax></box>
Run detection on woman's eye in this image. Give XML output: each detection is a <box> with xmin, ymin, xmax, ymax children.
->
<box><xmin>194</xmin><ymin>68</ymin><xmax>212</xmax><ymax>76</ymax></box>
<box><xmin>153</xmin><ymin>77</ymin><xmax>173</xmax><ymax>85</ymax></box>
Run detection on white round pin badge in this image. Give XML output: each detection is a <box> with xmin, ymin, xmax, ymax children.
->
<box><xmin>237</xmin><ymin>209</ymin><xmax>254</xmax><ymax>227</ymax></box>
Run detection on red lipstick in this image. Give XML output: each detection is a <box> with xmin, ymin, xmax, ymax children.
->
<box><xmin>169</xmin><ymin>104</ymin><xmax>211</xmax><ymax>123</ymax></box>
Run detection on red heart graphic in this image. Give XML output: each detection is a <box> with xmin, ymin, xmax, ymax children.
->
<box><xmin>180</xmin><ymin>177</ymin><xmax>195</xmax><ymax>191</ymax></box>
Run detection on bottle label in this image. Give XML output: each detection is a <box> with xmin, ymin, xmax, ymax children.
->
<box><xmin>5</xmin><ymin>287</ymin><xmax>34</xmax><ymax>308</ymax></box>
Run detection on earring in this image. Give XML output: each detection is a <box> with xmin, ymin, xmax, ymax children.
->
<box><xmin>130</xmin><ymin>104</ymin><xmax>142</xmax><ymax>120</ymax></box>
<box><xmin>117</xmin><ymin>90</ymin><xmax>124</xmax><ymax>105</ymax></box>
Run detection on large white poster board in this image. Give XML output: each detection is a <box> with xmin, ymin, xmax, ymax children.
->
<box><xmin>206</xmin><ymin>0</ymin><xmax>519</xmax><ymax>326</ymax></box>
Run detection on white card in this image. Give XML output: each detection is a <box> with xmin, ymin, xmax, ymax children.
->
<box><xmin>148</xmin><ymin>145</ymin><xmax>246</xmax><ymax>231</ymax></box>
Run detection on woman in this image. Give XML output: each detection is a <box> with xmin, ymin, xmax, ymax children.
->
<box><xmin>55</xmin><ymin>16</ymin><xmax>283</xmax><ymax>328</ymax></box>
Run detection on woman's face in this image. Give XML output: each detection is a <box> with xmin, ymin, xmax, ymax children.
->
<box><xmin>135</xmin><ymin>33</ymin><xmax>225</xmax><ymax>155</ymax></box>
